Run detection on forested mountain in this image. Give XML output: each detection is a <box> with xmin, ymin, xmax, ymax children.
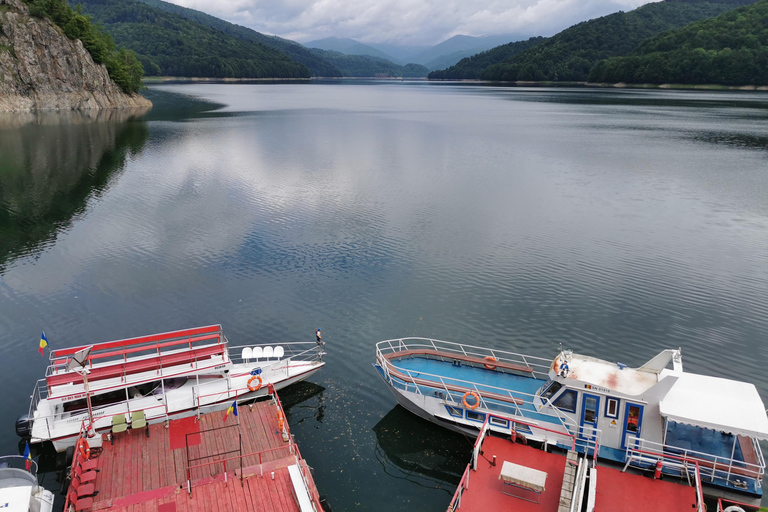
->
<box><xmin>589</xmin><ymin>0</ymin><xmax>768</xmax><ymax>85</ymax></box>
<box><xmin>77</xmin><ymin>0</ymin><xmax>309</xmax><ymax>78</ymax></box>
<box><xmin>132</xmin><ymin>0</ymin><xmax>341</xmax><ymax>77</ymax></box>
<box><xmin>308</xmin><ymin>49</ymin><xmax>428</xmax><ymax>77</ymax></box>
<box><xmin>431</xmin><ymin>0</ymin><xmax>753</xmax><ymax>82</ymax></box>
<box><xmin>429</xmin><ymin>37</ymin><xmax>546</xmax><ymax>79</ymax></box>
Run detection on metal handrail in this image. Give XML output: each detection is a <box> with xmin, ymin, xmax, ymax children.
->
<box><xmin>446</xmin><ymin>464</ymin><xmax>471</xmax><ymax>512</ymax></box>
<box><xmin>0</xmin><ymin>455</ymin><xmax>39</xmax><ymax>477</ymax></box>
<box><xmin>376</xmin><ymin>338</ymin><xmax>553</xmax><ymax>378</ymax></box>
<box><xmin>625</xmin><ymin>435</ymin><xmax>764</xmax><ymax>483</ymax></box>
<box><xmin>379</xmin><ymin>354</ymin><xmax>580</xmax><ymax>433</ymax></box>
<box><xmin>623</xmin><ymin>446</ymin><xmax>706</xmax><ymax>512</ymax></box>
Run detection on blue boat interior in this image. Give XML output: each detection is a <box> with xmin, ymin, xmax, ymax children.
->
<box><xmin>390</xmin><ymin>355</ymin><xmax>545</xmax><ymax>396</ymax></box>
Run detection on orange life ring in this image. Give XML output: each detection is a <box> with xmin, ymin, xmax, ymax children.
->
<box><xmin>247</xmin><ymin>375</ymin><xmax>263</xmax><ymax>392</ymax></box>
<box><xmin>462</xmin><ymin>391</ymin><xmax>480</xmax><ymax>410</ymax></box>
<box><xmin>484</xmin><ymin>356</ymin><xmax>498</xmax><ymax>370</ymax></box>
<box><xmin>76</xmin><ymin>438</ymin><xmax>91</xmax><ymax>461</ymax></box>
<box><xmin>553</xmin><ymin>356</ymin><xmax>560</xmax><ymax>375</ymax></box>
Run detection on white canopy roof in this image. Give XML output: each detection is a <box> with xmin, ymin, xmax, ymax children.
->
<box><xmin>659</xmin><ymin>370</ymin><xmax>768</xmax><ymax>440</ymax></box>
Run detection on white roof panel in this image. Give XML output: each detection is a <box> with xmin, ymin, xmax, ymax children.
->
<box><xmin>658</xmin><ymin>370</ymin><xmax>768</xmax><ymax>440</ymax></box>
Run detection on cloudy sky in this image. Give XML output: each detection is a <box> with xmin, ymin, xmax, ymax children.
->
<box><xmin>167</xmin><ymin>0</ymin><xmax>658</xmax><ymax>46</ymax></box>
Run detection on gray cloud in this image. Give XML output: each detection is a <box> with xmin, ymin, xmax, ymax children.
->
<box><xmin>168</xmin><ymin>0</ymin><xmax>657</xmax><ymax>46</ymax></box>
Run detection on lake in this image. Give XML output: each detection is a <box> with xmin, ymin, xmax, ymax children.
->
<box><xmin>1</xmin><ymin>81</ymin><xmax>767</xmax><ymax>511</ymax></box>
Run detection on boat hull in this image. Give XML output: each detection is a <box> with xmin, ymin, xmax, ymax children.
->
<box><xmin>46</xmin><ymin>363</ymin><xmax>323</xmax><ymax>452</ymax></box>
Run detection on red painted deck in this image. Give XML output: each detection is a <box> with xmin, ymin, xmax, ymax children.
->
<box><xmin>66</xmin><ymin>396</ymin><xmax>323</xmax><ymax>512</ymax></box>
<box><xmin>594</xmin><ymin>464</ymin><xmax>696</xmax><ymax>512</ymax></box>
<box><xmin>453</xmin><ymin>437</ymin><xmax>566</xmax><ymax>512</ymax></box>
<box><xmin>450</xmin><ymin>436</ymin><xmax>697</xmax><ymax>512</ymax></box>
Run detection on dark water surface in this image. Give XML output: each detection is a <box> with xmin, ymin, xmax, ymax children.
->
<box><xmin>1</xmin><ymin>82</ymin><xmax>768</xmax><ymax>510</ymax></box>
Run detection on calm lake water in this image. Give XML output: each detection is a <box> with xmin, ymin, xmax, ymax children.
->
<box><xmin>1</xmin><ymin>82</ymin><xmax>768</xmax><ymax>510</ymax></box>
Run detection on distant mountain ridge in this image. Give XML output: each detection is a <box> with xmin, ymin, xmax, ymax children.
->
<box><xmin>307</xmin><ymin>34</ymin><xmax>529</xmax><ymax>70</ymax></box>
<box><xmin>308</xmin><ymin>48</ymin><xmax>428</xmax><ymax>77</ymax></box>
<box><xmin>409</xmin><ymin>34</ymin><xmax>527</xmax><ymax>69</ymax></box>
<box><xmin>306</xmin><ymin>37</ymin><xmax>400</xmax><ymax>62</ymax></box>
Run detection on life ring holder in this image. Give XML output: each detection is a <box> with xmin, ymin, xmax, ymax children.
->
<box><xmin>484</xmin><ymin>356</ymin><xmax>498</xmax><ymax>370</ymax></box>
<box><xmin>462</xmin><ymin>391</ymin><xmax>481</xmax><ymax>410</ymax></box>
<box><xmin>247</xmin><ymin>375</ymin><xmax>263</xmax><ymax>392</ymax></box>
<box><xmin>76</xmin><ymin>438</ymin><xmax>91</xmax><ymax>461</ymax></box>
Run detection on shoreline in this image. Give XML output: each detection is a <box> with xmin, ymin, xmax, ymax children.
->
<box><xmin>427</xmin><ymin>79</ymin><xmax>768</xmax><ymax>91</ymax></box>
<box><xmin>143</xmin><ymin>77</ymin><xmax>768</xmax><ymax>91</ymax></box>
<box><xmin>143</xmin><ymin>76</ymin><xmax>429</xmax><ymax>83</ymax></box>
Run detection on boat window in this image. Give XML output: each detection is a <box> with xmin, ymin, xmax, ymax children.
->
<box><xmin>605</xmin><ymin>398</ymin><xmax>619</xmax><ymax>419</ymax></box>
<box><xmin>626</xmin><ymin>405</ymin><xmax>641</xmax><ymax>433</ymax></box>
<box><xmin>540</xmin><ymin>381</ymin><xmax>562</xmax><ymax>401</ymax></box>
<box><xmin>445</xmin><ymin>405</ymin><xmax>463</xmax><ymax>418</ymax></box>
<box><xmin>512</xmin><ymin>422</ymin><xmax>532</xmax><ymax>435</ymax></box>
<box><xmin>489</xmin><ymin>416</ymin><xmax>509</xmax><ymax>428</ymax></box>
<box><xmin>552</xmin><ymin>390</ymin><xmax>578</xmax><ymax>413</ymax></box>
<box><xmin>466</xmin><ymin>411</ymin><xmax>486</xmax><ymax>423</ymax></box>
<box><xmin>584</xmin><ymin>396</ymin><xmax>598</xmax><ymax>423</ymax></box>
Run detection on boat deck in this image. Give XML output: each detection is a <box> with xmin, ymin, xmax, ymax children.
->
<box><xmin>450</xmin><ymin>436</ymin><xmax>696</xmax><ymax>512</ymax></box>
<box><xmin>68</xmin><ymin>397</ymin><xmax>323</xmax><ymax>512</ymax></box>
<box><xmin>391</xmin><ymin>356</ymin><xmax>544</xmax><ymax>394</ymax></box>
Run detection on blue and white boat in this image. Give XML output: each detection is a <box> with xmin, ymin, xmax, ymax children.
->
<box><xmin>374</xmin><ymin>337</ymin><xmax>768</xmax><ymax>500</ymax></box>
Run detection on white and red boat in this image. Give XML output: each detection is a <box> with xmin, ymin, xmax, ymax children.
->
<box><xmin>374</xmin><ymin>337</ymin><xmax>768</xmax><ymax>502</ymax></box>
<box><xmin>17</xmin><ymin>325</ymin><xmax>325</xmax><ymax>452</ymax></box>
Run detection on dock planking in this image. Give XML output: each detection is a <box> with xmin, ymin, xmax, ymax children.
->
<box><xmin>76</xmin><ymin>396</ymin><xmax>321</xmax><ymax>512</ymax></box>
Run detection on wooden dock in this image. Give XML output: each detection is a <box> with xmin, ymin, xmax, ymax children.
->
<box><xmin>65</xmin><ymin>394</ymin><xmax>323</xmax><ymax>512</ymax></box>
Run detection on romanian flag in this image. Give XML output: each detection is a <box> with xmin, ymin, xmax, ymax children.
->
<box><xmin>23</xmin><ymin>441</ymin><xmax>31</xmax><ymax>471</ymax></box>
<box><xmin>38</xmin><ymin>332</ymin><xmax>48</xmax><ymax>356</ymax></box>
<box><xmin>223</xmin><ymin>400</ymin><xmax>238</xmax><ymax>422</ymax></box>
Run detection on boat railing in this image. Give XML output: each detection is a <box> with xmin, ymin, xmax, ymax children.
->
<box><xmin>191</xmin><ymin>342</ymin><xmax>322</xmax><ymax>409</ymax></box>
<box><xmin>0</xmin><ymin>455</ymin><xmax>39</xmax><ymax>480</ymax></box>
<box><xmin>229</xmin><ymin>341</ymin><xmax>324</xmax><ymax>366</ymax></box>
<box><xmin>291</xmin><ymin>446</ymin><xmax>323</xmax><ymax>512</ymax></box>
<box><xmin>27</xmin><ymin>378</ymin><xmax>48</xmax><ymax>420</ymax></box>
<box><xmin>31</xmin><ymin>391</ymin><xmax>171</xmax><ymax>441</ymax></box>
<box><xmin>623</xmin><ymin>446</ymin><xmax>706</xmax><ymax>512</ymax></box>
<box><xmin>574</xmin><ymin>425</ymin><xmax>601</xmax><ymax>458</ymax></box>
<box><xmin>378</xmin><ymin>353</ymin><xmax>584</xmax><ymax>446</ymax></box>
<box><xmin>624</xmin><ymin>436</ymin><xmax>763</xmax><ymax>491</ymax></box>
<box><xmin>376</xmin><ymin>338</ymin><xmax>553</xmax><ymax>380</ymax></box>
<box><xmin>46</xmin><ymin>325</ymin><xmax>226</xmax><ymax>377</ymax></box>
<box><xmin>446</xmin><ymin>463</ymin><xmax>471</xmax><ymax>512</ymax></box>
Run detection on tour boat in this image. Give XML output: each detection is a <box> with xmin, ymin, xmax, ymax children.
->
<box><xmin>17</xmin><ymin>325</ymin><xmax>326</xmax><ymax>452</ymax></box>
<box><xmin>374</xmin><ymin>337</ymin><xmax>768</xmax><ymax>500</ymax></box>
<box><xmin>0</xmin><ymin>455</ymin><xmax>54</xmax><ymax>512</ymax></box>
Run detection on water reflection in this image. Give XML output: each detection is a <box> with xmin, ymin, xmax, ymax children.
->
<box><xmin>0</xmin><ymin>108</ymin><xmax>150</xmax><ymax>270</ymax></box>
<box><xmin>280</xmin><ymin>381</ymin><xmax>327</xmax><ymax>425</ymax></box>
<box><xmin>372</xmin><ymin>406</ymin><xmax>470</xmax><ymax>492</ymax></box>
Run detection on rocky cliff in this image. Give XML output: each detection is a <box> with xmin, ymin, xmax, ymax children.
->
<box><xmin>0</xmin><ymin>0</ymin><xmax>151</xmax><ymax>111</ymax></box>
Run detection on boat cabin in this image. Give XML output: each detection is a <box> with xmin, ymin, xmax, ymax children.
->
<box><xmin>533</xmin><ymin>349</ymin><xmax>768</xmax><ymax>495</ymax></box>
